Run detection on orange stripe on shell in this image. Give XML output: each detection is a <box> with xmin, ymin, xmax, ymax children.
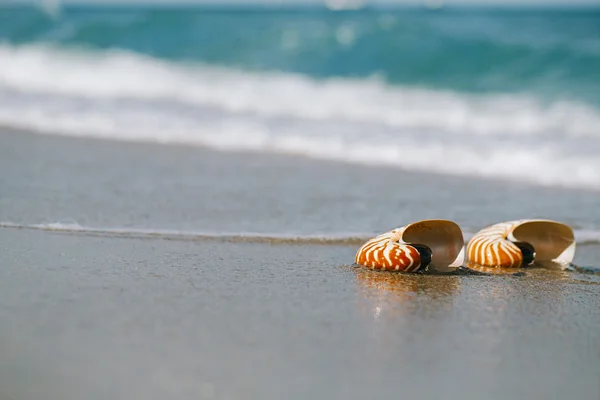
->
<box><xmin>466</xmin><ymin>221</ymin><xmax>526</xmax><ymax>268</ymax></box>
<box><xmin>355</xmin><ymin>229</ymin><xmax>423</xmax><ymax>272</ymax></box>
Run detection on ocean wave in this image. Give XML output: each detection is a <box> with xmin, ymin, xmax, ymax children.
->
<box><xmin>2</xmin><ymin>44</ymin><xmax>599</xmax><ymax>138</ymax></box>
<box><xmin>1</xmin><ymin>44</ymin><xmax>600</xmax><ymax>189</ymax></box>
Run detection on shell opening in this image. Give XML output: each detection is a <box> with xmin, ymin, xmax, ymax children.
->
<box><xmin>410</xmin><ymin>244</ymin><xmax>432</xmax><ymax>271</ymax></box>
<box><xmin>401</xmin><ymin>220</ymin><xmax>464</xmax><ymax>271</ymax></box>
<box><xmin>513</xmin><ymin>242</ymin><xmax>536</xmax><ymax>266</ymax></box>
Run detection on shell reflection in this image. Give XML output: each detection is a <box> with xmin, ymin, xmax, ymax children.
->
<box><xmin>354</xmin><ymin>268</ymin><xmax>460</xmax><ymax>319</ymax></box>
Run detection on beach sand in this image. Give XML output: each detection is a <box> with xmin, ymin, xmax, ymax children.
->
<box><xmin>1</xmin><ymin>129</ymin><xmax>599</xmax><ymax>400</ymax></box>
<box><xmin>0</xmin><ymin>229</ymin><xmax>599</xmax><ymax>400</ymax></box>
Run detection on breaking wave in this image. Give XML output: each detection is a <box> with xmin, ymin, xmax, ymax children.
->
<box><xmin>1</xmin><ymin>44</ymin><xmax>600</xmax><ymax>189</ymax></box>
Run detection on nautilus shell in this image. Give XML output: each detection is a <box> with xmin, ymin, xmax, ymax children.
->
<box><xmin>466</xmin><ymin>219</ymin><xmax>576</xmax><ymax>268</ymax></box>
<box><xmin>355</xmin><ymin>220</ymin><xmax>465</xmax><ymax>273</ymax></box>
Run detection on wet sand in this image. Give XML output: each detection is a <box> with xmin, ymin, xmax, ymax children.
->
<box><xmin>2</xmin><ymin>129</ymin><xmax>600</xmax><ymax>237</ymax></box>
<box><xmin>1</xmin><ymin>128</ymin><xmax>599</xmax><ymax>399</ymax></box>
<box><xmin>1</xmin><ymin>228</ymin><xmax>599</xmax><ymax>400</ymax></box>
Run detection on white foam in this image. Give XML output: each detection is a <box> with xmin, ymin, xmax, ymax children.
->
<box><xmin>0</xmin><ymin>222</ymin><xmax>373</xmax><ymax>245</ymax></box>
<box><xmin>1</xmin><ymin>44</ymin><xmax>600</xmax><ymax>189</ymax></box>
<box><xmin>2</xmin><ymin>221</ymin><xmax>600</xmax><ymax>246</ymax></box>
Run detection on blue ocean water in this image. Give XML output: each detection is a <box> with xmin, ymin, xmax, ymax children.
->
<box><xmin>1</xmin><ymin>3</ymin><xmax>599</xmax><ymax>188</ymax></box>
<box><xmin>2</xmin><ymin>4</ymin><xmax>600</xmax><ymax>102</ymax></box>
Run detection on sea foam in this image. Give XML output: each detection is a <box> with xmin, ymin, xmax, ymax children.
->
<box><xmin>2</xmin><ymin>221</ymin><xmax>600</xmax><ymax>246</ymax></box>
<box><xmin>1</xmin><ymin>44</ymin><xmax>599</xmax><ymax>189</ymax></box>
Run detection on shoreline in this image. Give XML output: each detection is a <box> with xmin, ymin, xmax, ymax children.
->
<box><xmin>2</xmin><ymin>221</ymin><xmax>600</xmax><ymax>252</ymax></box>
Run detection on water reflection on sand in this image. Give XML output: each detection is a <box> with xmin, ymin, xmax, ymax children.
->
<box><xmin>353</xmin><ymin>268</ymin><xmax>461</xmax><ymax>321</ymax></box>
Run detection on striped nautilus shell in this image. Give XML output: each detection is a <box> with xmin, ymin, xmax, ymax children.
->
<box><xmin>466</xmin><ymin>219</ymin><xmax>576</xmax><ymax>268</ymax></box>
<box><xmin>355</xmin><ymin>220</ymin><xmax>465</xmax><ymax>273</ymax></box>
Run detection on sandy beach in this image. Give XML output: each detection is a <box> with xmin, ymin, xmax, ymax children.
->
<box><xmin>2</xmin><ymin>4</ymin><xmax>600</xmax><ymax>399</ymax></box>
<box><xmin>1</xmin><ymin>129</ymin><xmax>600</xmax><ymax>400</ymax></box>
<box><xmin>1</xmin><ymin>227</ymin><xmax>599</xmax><ymax>400</ymax></box>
